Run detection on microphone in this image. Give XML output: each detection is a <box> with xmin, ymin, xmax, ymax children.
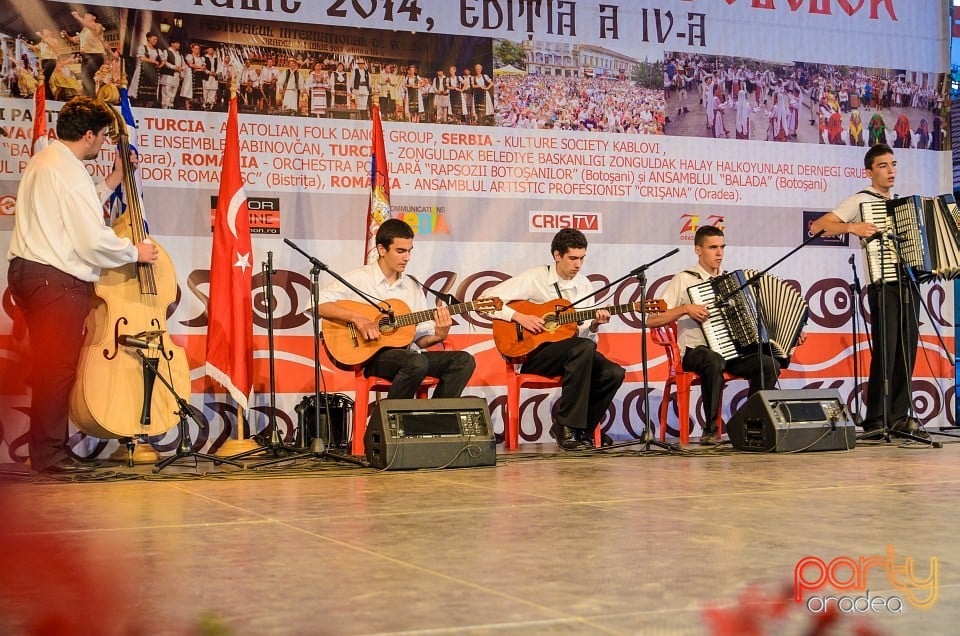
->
<box><xmin>118</xmin><ymin>335</ymin><xmax>151</xmax><ymax>349</ymax></box>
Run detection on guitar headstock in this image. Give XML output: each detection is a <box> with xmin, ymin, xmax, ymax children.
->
<box><xmin>634</xmin><ymin>299</ymin><xmax>667</xmax><ymax>314</ymax></box>
<box><xmin>473</xmin><ymin>297</ymin><xmax>503</xmax><ymax>313</ymax></box>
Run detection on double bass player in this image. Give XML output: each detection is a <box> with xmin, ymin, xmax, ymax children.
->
<box><xmin>6</xmin><ymin>96</ymin><xmax>158</xmax><ymax>474</ymax></box>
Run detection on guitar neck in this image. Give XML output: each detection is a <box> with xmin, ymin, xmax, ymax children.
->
<box><xmin>553</xmin><ymin>303</ymin><xmax>636</xmax><ymax>326</ymax></box>
<box><xmin>388</xmin><ymin>302</ymin><xmax>475</xmax><ymax>327</ymax></box>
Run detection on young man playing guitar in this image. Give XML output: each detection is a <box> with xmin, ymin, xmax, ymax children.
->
<box><xmin>315</xmin><ymin>219</ymin><xmax>476</xmax><ymax>400</ymax></box>
<box><xmin>486</xmin><ymin>228</ymin><xmax>626</xmax><ymax>450</ymax></box>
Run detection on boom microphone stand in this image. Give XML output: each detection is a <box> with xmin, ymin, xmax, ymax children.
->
<box><xmin>857</xmin><ymin>233</ymin><xmax>939</xmax><ymax>447</ymax></box>
<box><xmin>146</xmin><ymin>349</ymin><xmax>243</xmax><ymax>472</ymax></box>
<box><xmin>848</xmin><ymin>254</ymin><xmax>865</xmax><ymax>426</ymax></box>
<box><xmin>275</xmin><ymin>238</ymin><xmax>373</xmax><ymax>467</ymax></box>
<box><xmin>228</xmin><ymin>251</ymin><xmax>314</xmax><ymax>466</ymax></box>
<box><xmin>567</xmin><ymin>248</ymin><xmax>683</xmax><ymax>452</ymax></box>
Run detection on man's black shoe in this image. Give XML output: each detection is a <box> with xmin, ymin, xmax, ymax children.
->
<box><xmin>860</xmin><ymin>419</ymin><xmax>883</xmax><ymax>433</ymax></box>
<box><xmin>699</xmin><ymin>431</ymin><xmax>720</xmax><ymax>446</ymax></box>
<box><xmin>576</xmin><ymin>428</ymin><xmax>613</xmax><ymax>448</ymax></box>
<box><xmin>40</xmin><ymin>458</ymin><xmax>98</xmax><ymax>474</ymax></box>
<box><xmin>550</xmin><ymin>422</ymin><xmax>590</xmax><ymax>451</ymax></box>
<box><xmin>892</xmin><ymin>417</ymin><xmax>931</xmax><ymax>440</ymax></box>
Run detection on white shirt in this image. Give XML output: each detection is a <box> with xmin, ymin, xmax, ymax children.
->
<box><xmin>660</xmin><ymin>263</ymin><xmax>718</xmax><ymax>351</ymax></box>
<box><xmin>314</xmin><ymin>261</ymin><xmax>435</xmax><ymax>348</ymax></box>
<box><xmin>832</xmin><ymin>186</ymin><xmax>890</xmax><ymax>273</ymax></box>
<box><xmin>485</xmin><ymin>264</ymin><xmax>598</xmax><ymax>341</ymax></box>
<box><xmin>7</xmin><ymin>140</ymin><xmax>138</xmax><ymax>281</ymax></box>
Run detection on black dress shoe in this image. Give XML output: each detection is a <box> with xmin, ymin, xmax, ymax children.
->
<box><xmin>550</xmin><ymin>422</ymin><xmax>590</xmax><ymax>451</ymax></box>
<box><xmin>892</xmin><ymin>417</ymin><xmax>930</xmax><ymax>440</ymax></box>
<box><xmin>699</xmin><ymin>431</ymin><xmax>720</xmax><ymax>446</ymax></box>
<box><xmin>41</xmin><ymin>458</ymin><xmax>98</xmax><ymax>474</ymax></box>
<box><xmin>575</xmin><ymin>428</ymin><xmax>613</xmax><ymax>448</ymax></box>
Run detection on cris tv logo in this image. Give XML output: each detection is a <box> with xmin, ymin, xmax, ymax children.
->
<box><xmin>679</xmin><ymin>214</ymin><xmax>724</xmax><ymax>241</ymax></box>
<box><xmin>794</xmin><ymin>545</ymin><xmax>938</xmax><ymax>614</ymax></box>
<box><xmin>529</xmin><ymin>211</ymin><xmax>601</xmax><ymax>233</ymax></box>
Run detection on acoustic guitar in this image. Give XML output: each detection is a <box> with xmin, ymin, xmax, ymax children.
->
<box><xmin>322</xmin><ymin>297</ymin><xmax>502</xmax><ymax>366</ymax></box>
<box><xmin>492</xmin><ymin>298</ymin><xmax>666</xmax><ymax>360</ymax></box>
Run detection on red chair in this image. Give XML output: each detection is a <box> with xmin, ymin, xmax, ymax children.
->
<box><xmin>502</xmin><ymin>359</ymin><xmax>601</xmax><ymax>449</ymax></box>
<box><xmin>651</xmin><ymin>324</ymin><xmax>732</xmax><ymax>444</ymax></box>
<box><xmin>351</xmin><ymin>368</ymin><xmax>438</xmax><ymax>456</ymax></box>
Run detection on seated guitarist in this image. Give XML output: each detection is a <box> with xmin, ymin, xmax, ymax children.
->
<box><xmin>647</xmin><ymin>225</ymin><xmax>783</xmax><ymax>446</ymax></box>
<box><xmin>314</xmin><ymin>219</ymin><xmax>476</xmax><ymax>400</ymax></box>
<box><xmin>486</xmin><ymin>228</ymin><xmax>625</xmax><ymax>450</ymax></box>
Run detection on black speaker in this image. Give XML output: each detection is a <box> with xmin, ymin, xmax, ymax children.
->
<box><xmin>295</xmin><ymin>394</ymin><xmax>353</xmax><ymax>450</ymax></box>
<box><xmin>364</xmin><ymin>398</ymin><xmax>496</xmax><ymax>470</ymax></box>
<box><xmin>726</xmin><ymin>389</ymin><xmax>856</xmax><ymax>452</ymax></box>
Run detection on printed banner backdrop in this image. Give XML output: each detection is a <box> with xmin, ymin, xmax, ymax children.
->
<box><xmin>0</xmin><ymin>1</ymin><xmax>954</xmax><ymax>460</ymax></box>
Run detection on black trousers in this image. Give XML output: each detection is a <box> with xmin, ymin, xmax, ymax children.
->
<box><xmin>519</xmin><ymin>338</ymin><xmax>625</xmax><ymax>431</ymax></box>
<box><xmin>364</xmin><ymin>348</ymin><xmax>475</xmax><ymax>400</ymax></box>
<box><xmin>864</xmin><ymin>280</ymin><xmax>920</xmax><ymax>425</ymax></box>
<box><xmin>6</xmin><ymin>258</ymin><xmax>92</xmax><ymax>472</ymax></box>
<box><xmin>681</xmin><ymin>345</ymin><xmax>780</xmax><ymax>433</ymax></box>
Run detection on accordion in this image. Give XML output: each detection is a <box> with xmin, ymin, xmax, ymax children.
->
<box><xmin>687</xmin><ymin>269</ymin><xmax>808</xmax><ymax>365</ymax></box>
<box><xmin>860</xmin><ymin>194</ymin><xmax>960</xmax><ymax>284</ymax></box>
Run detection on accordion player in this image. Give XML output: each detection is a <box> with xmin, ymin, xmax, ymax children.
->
<box><xmin>686</xmin><ymin>269</ymin><xmax>809</xmax><ymax>367</ymax></box>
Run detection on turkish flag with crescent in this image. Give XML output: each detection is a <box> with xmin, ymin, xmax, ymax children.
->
<box><xmin>205</xmin><ymin>95</ymin><xmax>253</xmax><ymax>410</ymax></box>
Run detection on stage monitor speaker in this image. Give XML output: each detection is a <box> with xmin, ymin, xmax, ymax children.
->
<box><xmin>726</xmin><ymin>389</ymin><xmax>856</xmax><ymax>453</ymax></box>
<box><xmin>364</xmin><ymin>397</ymin><xmax>496</xmax><ymax>470</ymax></box>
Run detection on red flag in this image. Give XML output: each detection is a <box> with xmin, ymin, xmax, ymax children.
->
<box><xmin>205</xmin><ymin>95</ymin><xmax>253</xmax><ymax>410</ymax></box>
<box><xmin>31</xmin><ymin>82</ymin><xmax>48</xmax><ymax>156</ymax></box>
<box><xmin>365</xmin><ymin>104</ymin><xmax>391</xmax><ymax>264</ymax></box>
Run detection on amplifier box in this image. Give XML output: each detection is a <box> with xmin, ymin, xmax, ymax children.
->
<box><xmin>364</xmin><ymin>397</ymin><xmax>496</xmax><ymax>470</ymax></box>
<box><xmin>727</xmin><ymin>389</ymin><xmax>856</xmax><ymax>453</ymax></box>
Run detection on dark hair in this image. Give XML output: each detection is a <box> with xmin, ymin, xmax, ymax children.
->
<box><xmin>694</xmin><ymin>225</ymin><xmax>724</xmax><ymax>246</ymax></box>
<box><xmin>376</xmin><ymin>218</ymin><xmax>414</xmax><ymax>250</ymax></box>
<box><xmin>864</xmin><ymin>143</ymin><xmax>893</xmax><ymax>170</ymax></box>
<box><xmin>146</xmin><ymin>31</ymin><xmax>158</xmax><ymax>39</ymax></box>
<box><xmin>55</xmin><ymin>96</ymin><xmax>114</xmax><ymax>142</ymax></box>
<box><xmin>550</xmin><ymin>228</ymin><xmax>588</xmax><ymax>256</ymax></box>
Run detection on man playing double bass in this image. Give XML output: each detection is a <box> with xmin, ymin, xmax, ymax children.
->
<box><xmin>6</xmin><ymin>96</ymin><xmax>158</xmax><ymax>474</ymax></box>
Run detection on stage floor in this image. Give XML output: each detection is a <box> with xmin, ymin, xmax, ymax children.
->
<box><xmin>2</xmin><ymin>436</ymin><xmax>959</xmax><ymax>635</ymax></box>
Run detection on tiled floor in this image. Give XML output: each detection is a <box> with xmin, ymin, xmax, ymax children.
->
<box><xmin>2</xmin><ymin>436</ymin><xmax>958</xmax><ymax>635</ymax></box>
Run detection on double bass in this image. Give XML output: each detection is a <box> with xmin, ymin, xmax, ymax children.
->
<box><xmin>69</xmin><ymin>103</ymin><xmax>190</xmax><ymax>440</ymax></box>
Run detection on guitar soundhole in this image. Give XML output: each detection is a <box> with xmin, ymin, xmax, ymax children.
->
<box><xmin>542</xmin><ymin>316</ymin><xmax>559</xmax><ymax>332</ymax></box>
<box><xmin>379</xmin><ymin>321</ymin><xmax>396</xmax><ymax>335</ymax></box>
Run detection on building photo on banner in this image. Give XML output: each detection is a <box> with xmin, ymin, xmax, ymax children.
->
<box><xmin>0</xmin><ymin>1</ymin><xmax>958</xmax><ymax>634</ymax></box>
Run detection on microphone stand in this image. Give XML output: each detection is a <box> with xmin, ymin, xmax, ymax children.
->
<box><xmin>857</xmin><ymin>232</ymin><xmax>936</xmax><ymax>448</ymax></box>
<box><xmin>255</xmin><ymin>239</ymin><xmax>368</xmax><ymax>467</ymax></box>
<box><xmin>713</xmin><ymin>230</ymin><xmax>826</xmax><ymax>404</ymax></box>
<box><xmin>146</xmin><ymin>349</ymin><xmax>243</xmax><ymax>472</ymax></box>
<box><xmin>228</xmin><ymin>251</ymin><xmax>315</xmax><ymax>466</ymax></box>
<box><xmin>568</xmin><ymin>248</ymin><xmax>684</xmax><ymax>453</ymax></box>
<box><xmin>848</xmin><ymin>254</ymin><xmax>865</xmax><ymax>426</ymax></box>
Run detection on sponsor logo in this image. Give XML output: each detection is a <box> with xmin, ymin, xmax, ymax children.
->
<box><xmin>529</xmin><ymin>211</ymin><xmax>601</xmax><ymax>233</ymax></box>
<box><xmin>679</xmin><ymin>213</ymin><xmax>724</xmax><ymax>241</ymax></box>
<box><xmin>804</xmin><ymin>210</ymin><xmax>848</xmax><ymax>246</ymax></box>
<box><xmin>210</xmin><ymin>196</ymin><xmax>280</xmax><ymax>235</ymax></box>
<box><xmin>0</xmin><ymin>195</ymin><xmax>16</xmax><ymax>216</ymax></box>
<box><xmin>391</xmin><ymin>205</ymin><xmax>451</xmax><ymax>235</ymax></box>
<box><xmin>794</xmin><ymin>545</ymin><xmax>938</xmax><ymax>613</ymax></box>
